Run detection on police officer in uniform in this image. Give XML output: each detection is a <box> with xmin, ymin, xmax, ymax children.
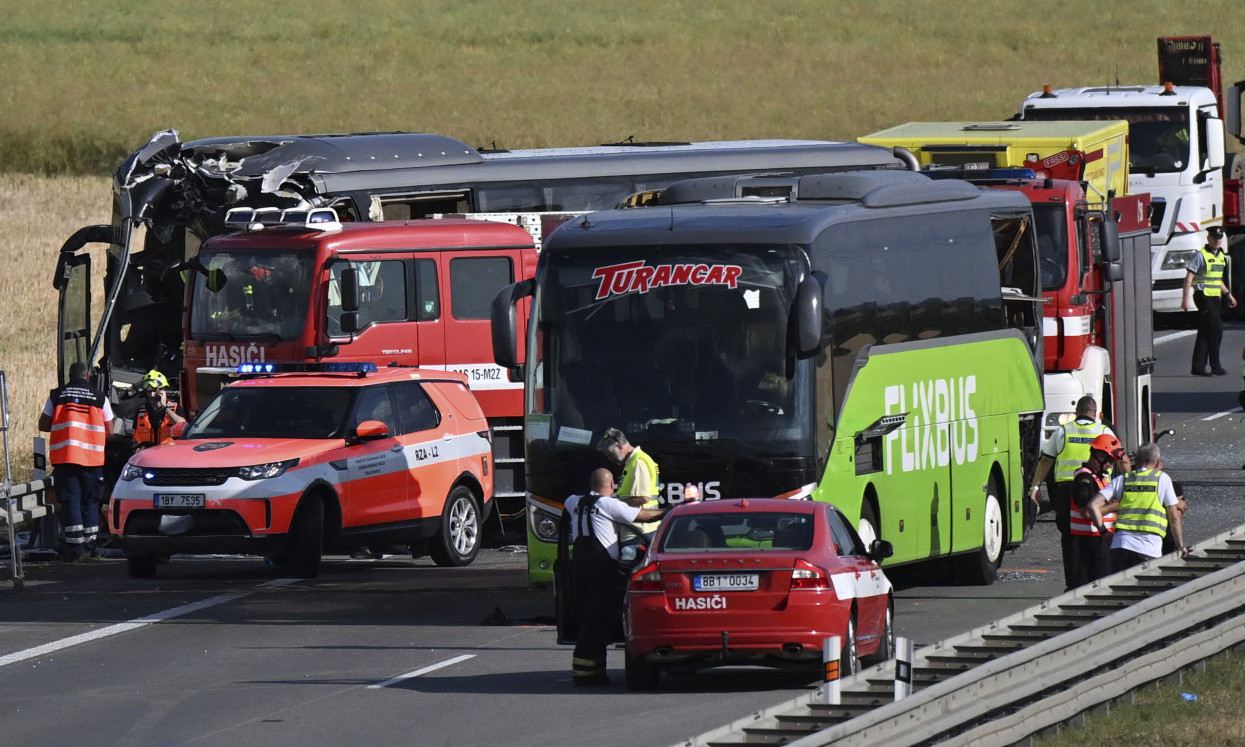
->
<box><xmin>1029</xmin><ymin>396</ymin><xmax>1115</xmax><ymax>590</ymax></box>
<box><xmin>133</xmin><ymin>369</ymin><xmax>185</xmax><ymax>447</ymax></box>
<box><xmin>1182</xmin><ymin>226</ymin><xmax>1236</xmax><ymax>376</ymax></box>
<box><xmin>1087</xmin><ymin>444</ymin><xmax>1188</xmax><ymax>572</ymax></box>
<box><xmin>564</xmin><ymin>468</ymin><xmax>665</xmax><ymax>686</ymax></box>
<box><xmin>38</xmin><ymin>362</ymin><xmax>114</xmax><ymax>560</ymax></box>
<box><xmin>598</xmin><ymin>427</ymin><xmax>661</xmax><ymax>533</ymax></box>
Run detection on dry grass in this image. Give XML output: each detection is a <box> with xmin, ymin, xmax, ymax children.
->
<box><xmin>0</xmin><ymin>175</ymin><xmax>110</xmax><ymax>481</ymax></box>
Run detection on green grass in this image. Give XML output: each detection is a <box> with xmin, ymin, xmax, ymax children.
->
<box><xmin>1037</xmin><ymin>650</ymin><xmax>1245</xmax><ymax>745</ymax></box>
<box><xmin>2</xmin><ymin>0</ymin><xmax>1244</xmax><ymax>174</ymax></box>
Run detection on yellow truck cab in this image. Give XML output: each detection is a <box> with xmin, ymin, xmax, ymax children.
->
<box><xmin>860</xmin><ymin>120</ymin><xmax>1129</xmax><ymax>201</ymax></box>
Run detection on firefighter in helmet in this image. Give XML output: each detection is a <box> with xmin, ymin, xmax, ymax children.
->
<box><xmin>133</xmin><ymin>369</ymin><xmax>185</xmax><ymax>448</ymax></box>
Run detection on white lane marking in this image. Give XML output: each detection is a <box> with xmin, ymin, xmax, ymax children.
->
<box><xmin>368</xmin><ymin>654</ymin><xmax>476</xmax><ymax>689</ymax></box>
<box><xmin>1154</xmin><ymin>330</ymin><xmax>1196</xmax><ymax>345</ymax></box>
<box><xmin>1203</xmin><ymin>407</ymin><xmax>1243</xmax><ymax>421</ymax></box>
<box><xmin>0</xmin><ymin>578</ymin><xmax>297</xmax><ymax>669</ymax></box>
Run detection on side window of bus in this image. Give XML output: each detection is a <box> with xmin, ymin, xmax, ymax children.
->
<box><xmin>450</xmin><ymin>256</ymin><xmax>513</xmax><ymax>320</ymax></box>
<box><xmin>392</xmin><ymin>381</ymin><xmax>440</xmax><ymax>435</ymax></box>
<box><xmin>414</xmin><ymin>259</ymin><xmax>440</xmax><ymax>321</ymax></box>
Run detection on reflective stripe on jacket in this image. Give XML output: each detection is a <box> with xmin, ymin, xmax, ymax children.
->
<box><xmin>1113</xmin><ymin>468</ymin><xmax>1168</xmax><ymax>537</ymax></box>
<box><xmin>134</xmin><ymin>402</ymin><xmax>178</xmax><ymax>445</ymax></box>
<box><xmin>48</xmin><ymin>383</ymin><xmax>108</xmax><ymax>467</ymax></box>
<box><xmin>1069</xmin><ymin>466</ymin><xmax>1113</xmax><ymax>536</ymax></box>
<box><xmin>1054</xmin><ymin>420</ymin><xmax>1109</xmax><ymax>483</ymax></box>
<box><xmin>1195</xmin><ymin>247</ymin><xmax>1226</xmax><ymax>296</ymax></box>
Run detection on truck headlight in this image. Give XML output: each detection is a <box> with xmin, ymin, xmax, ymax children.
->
<box><xmin>528</xmin><ymin>503</ymin><xmax>561</xmax><ymax>543</ymax></box>
<box><xmin>1161</xmin><ymin>250</ymin><xmax>1196</xmax><ymax>271</ymax></box>
<box><xmin>237</xmin><ymin>458</ymin><xmax>299</xmax><ymax>480</ymax></box>
<box><xmin>120</xmin><ymin>462</ymin><xmax>145</xmax><ymax>482</ymax></box>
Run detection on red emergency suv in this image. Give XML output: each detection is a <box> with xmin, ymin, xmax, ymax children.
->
<box><xmin>109</xmin><ymin>363</ymin><xmax>493</xmax><ymax>578</ymax></box>
<box><xmin>624</xmin><ymin>498</ymin><xmax>894</xmax><ymax>690</ymax></box>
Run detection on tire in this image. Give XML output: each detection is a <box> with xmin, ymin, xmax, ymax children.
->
<box><xmin>625</xmin><ymin>648</ymin><xmax>660</xmax><ymax>691</ymax></box>
<box><xmin>429</xmin><ymin>486</ymin><xmax>481</xmax><ymax>567</ymax></box>
<box><xmin>286</xmin><ymin>497</ymin><xmax>324</xmax><ymax>579</ymax></box>
<box><xmin>862</xmin><ymin>599</ymin><xmax>894</xmax><ymax>666</ymax></box>
<box><xmin>127</xmin><ymin>554</ymin><xmax>158</xmax><ymax>579</ymax></box>
<box><xmin>858</xmin><ymin>500</ymin><xmax>879</xmax><ymax>548</ymax></box>
<box><xmin>839</xmin><ymin>612</ymin><xmax>859</xmax><ymax>678</ymax></box>
<box><xmin>953</xmin><ymin>477</ymin><xmax>1004</xmax><ymax>585</ymax></box>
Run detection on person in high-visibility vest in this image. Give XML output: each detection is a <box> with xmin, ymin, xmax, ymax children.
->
<box><xmin>1068</xmin><ymin>433</ymin><xmax>1129</xmax><ymax>586</ymax></box>
<box><xmin>1182</xmin><ymin>226</ymin><xmax>1236</xmax><ymax>376</ymax></box>
<box><xmin>1087</xmin><ymin>443</ymin><xmax>1188</xmax><ymax>572</ymax></box>
<box><xmin>38</xmin><ymin>361</ymin><xmax>114</xmax><ymax>561</ymax></box>
<box><xmin>597</xmin><ymin>427</ymin><xmax>662</xmax><ymax>533</ymax></box>
<box><xmin>1029</xmin><ymin>396</ymin><xmax>1116</xmax><ymax>590</ymax></box>
<box><xmin>132</xmin><ymin>369</ymin><xmax>185</xmax><ymax>447</ymax></box>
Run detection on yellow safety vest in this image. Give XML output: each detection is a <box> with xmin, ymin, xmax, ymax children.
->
<box><xmin>1054</xmin><ymin>420</ymin><xmax>1109</xmax><ymax>483</ymax></box>
<box><xmin>1113</xmin><ymin>468</ymin><xmax>1168</xmax><ymax>537</ymax></box>
<box><xmin>620</xmin><ymin>446</ymin><xmax>661</xmax><ymax>508</ymax></box>
<box><xmin>1195</xmin><ymin>247</ymin><xmax>1226</xmax><ymax>296</ymax></box>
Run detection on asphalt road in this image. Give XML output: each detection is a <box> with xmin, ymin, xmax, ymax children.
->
<box><xmin>1</xmin><ymin>320</ymin><xmax>1243</xmax><ymax>747</ymax></box>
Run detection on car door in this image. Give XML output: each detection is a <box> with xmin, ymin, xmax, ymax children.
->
<box><xmin>825</xmin><ymin>506</ymin><xmax>890</xmax><ymax>643</ymax></box>
<box><xmin>390</xmin><ymin>380</ymin><xmax>456</xmax><ymax>522</ymax></box>
<box><xmin>338</xmin><ymin>384</ymin><xmax>412</xmax><ymax>526</ymax></box>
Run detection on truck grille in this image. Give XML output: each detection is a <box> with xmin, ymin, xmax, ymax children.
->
<box><xmin>144</xmin><ymin>468</ymin><xmax>234</xmax><ymax>486</ymax></box>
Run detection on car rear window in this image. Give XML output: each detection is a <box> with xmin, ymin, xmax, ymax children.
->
<box><xmin>660</xmin><ymin>512</ymin><xmax>814</xmax><ymax>552</ymax></box>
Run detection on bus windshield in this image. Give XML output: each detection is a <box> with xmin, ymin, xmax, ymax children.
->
<box><xmin>189</xmin><ymin>250</ymin><xmax>315</xmax><ymax>342</ymax></box>
<box><xmin>530</xmin><ymin>244</ymin><xmax>813</xmax><ymax>457</ymax></box>
<box><xmin>1024</xmin><ymin>106</ymin><xmax>1189</xmax><ymax>174</ymax></box>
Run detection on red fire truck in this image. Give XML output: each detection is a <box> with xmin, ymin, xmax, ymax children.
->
<box><xmin>180</xmin><ymin>208</ymin><xmax>538</xmax><ymax>532</ymax></box>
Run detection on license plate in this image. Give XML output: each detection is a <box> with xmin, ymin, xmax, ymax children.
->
<box><xmin>155</xmin><ymin>493</ymin><xmax>206</xmax><ymax>508</ymax></box>
<box><xmin>694</xmin><ymin>573</ymin><xmax>758</xmax><ymax>591</ymax></box>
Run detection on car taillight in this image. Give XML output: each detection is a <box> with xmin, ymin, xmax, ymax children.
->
<box><xmin>630</xmin><ymin>563</ymin><xmax>662</xmax><ymax>592</ymax></box>
<box><xmin>790</xmin><ymin>558</ymin><xmax>831</xmax><ymax>590</ymax></box>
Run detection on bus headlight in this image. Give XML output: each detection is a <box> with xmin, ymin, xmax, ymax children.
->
<box><xmin>528</xmin><ymin>504</ymin><xmax>561</xmax><ymax>543</ymax></box>
<box><xmin>1160</xmin><ymin>250</ymin><xmax>1196</xmax><ymax>271</ymax></box>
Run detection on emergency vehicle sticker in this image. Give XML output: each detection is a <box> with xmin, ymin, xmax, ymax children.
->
<box><xmin>673</xmin><ymin>594</ymin><xmax>727</xmax><ymax>611</ymax></box>
<box><xmin>592</xmin><ymin>261</ymin><xmax>743</xmax><ymax>300</ymax></box>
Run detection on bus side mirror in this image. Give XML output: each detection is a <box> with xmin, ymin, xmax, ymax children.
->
<box><xmin>1102</xmin><ymin>262</ymin><xmax>1124</xmax><ymax>284</ymax></box>
<box><xmin>794</xmin><ymin>276</ymin><xmax>822</xmax><ymax>356</ymax></box>
<box><xmin>492</xmin><ymin>278</ymin><xmax>534</xmax><ymax>370</ymax></box>
<box><xmin>340</xmin><ymin>312</ymin><xmax>360</xmax><ymax>335</ymax></box>
<box><xmin>340</xmin><ymin>267</ymin><xmax>360</xmax><ymax>313</ymax></box>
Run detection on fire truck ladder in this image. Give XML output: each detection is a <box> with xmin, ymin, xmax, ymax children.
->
<box><xmin>684</xmin><ymin>525</ymin><xmax>1245</xmax><ymax>747</ymax></box>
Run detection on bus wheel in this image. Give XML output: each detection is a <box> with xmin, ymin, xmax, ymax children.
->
<box><xmin>953</xmin><ymin>478</ymin><xmax>1004</xmax><ymax>585</ymax></box>
<box><xmin>858</xmin><ymin>501</ymin><xmax>880</xmax><ymax>548</ymax></box>
<box><xmin>286</xmin><ymin>497</ymin><xmax>324</xmax><ymax>579</ymax></box>
<box><xmin>430</xmin><ymin>486</ymin><xmax>481</xmax><ymax>567</ymax></box>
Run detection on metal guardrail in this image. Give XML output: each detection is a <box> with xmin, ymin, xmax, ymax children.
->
<box><xmin>0</xmin><ymin>478</ymin><xmax>54</xmax><ymax>590</ymax></box>
<box><xmin>683</xmin><ymin>525</ymin><xmax>1245</xmax><ymax>746</ymax></box>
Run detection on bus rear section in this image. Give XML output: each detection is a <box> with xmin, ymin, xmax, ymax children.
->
<box><xmin>496</xmin><ymin>170</ymin><xmax>1045</xmax><ymax>585</ymax></box>
<box><xmin>182</xmin><ymin>215</ymin><xmax>538</xmax><ymax>534</ymax></box>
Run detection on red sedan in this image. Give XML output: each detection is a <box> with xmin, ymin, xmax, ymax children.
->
<box><xmin>624</xmin><ymin>498</ymin><xmax>894</xmax><ymax>690</ymax></box>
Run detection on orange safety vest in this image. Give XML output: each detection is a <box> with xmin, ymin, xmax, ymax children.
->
<box><xmin>48</xmin><ymin>382</ymin><xmax>108</xmax><ymax>467</ymax></box>
<box><xmin>1069</xmin><ymin>466</ymin><xmax>1113</xmax><ymax>536</ymax></box>
<box><xmin>134</xmin><ymin>402</ymin><xmax>178</xmax><ymax>446</ymax></box>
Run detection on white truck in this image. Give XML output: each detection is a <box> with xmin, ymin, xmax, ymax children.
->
<box><xmin>1018</xmin><ymin>36</ymin><xmax>1245</xmax><ymax>313</ymax></box>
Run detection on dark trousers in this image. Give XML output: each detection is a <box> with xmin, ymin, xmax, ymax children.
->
<box><xmin>1191</xmin><ymin>291</ymin><xmax>1224</xmax><ymax>372</ymax></box>
<box><xmin>1072</xmin><ymin>532</ymin><xmax>1113</xmax><ymax>585</ymax></box>
<box><xmin>53</xmin><ymin>463</ymin><xmax>103</xmax><ymax>557</ymax></box>
<box><xmin>1111</xmin><ymin>547</ymin><xmax>1154</xmax><ymax>573</ymax></box>
<box><xmin>570</xmin><ymin>537</ymin><xmax>623</xmax><ymax>680</ymax></box>
<box><xmin>1050</xmin><ymin>482</ymin><xmax>1081</xmax><ymax>590</ymax></box>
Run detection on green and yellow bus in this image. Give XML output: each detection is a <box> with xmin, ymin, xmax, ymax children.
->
<box><xmin>494</xmin><ymin>170</ymin><xmax>1047</xmax><ymax>584</ymax></box>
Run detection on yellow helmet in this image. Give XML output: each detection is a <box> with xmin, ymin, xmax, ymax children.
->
<box><xmin>141</xmin><ymin>370</ymin><xmax>170</xmax><ymax>391</ymax></box>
